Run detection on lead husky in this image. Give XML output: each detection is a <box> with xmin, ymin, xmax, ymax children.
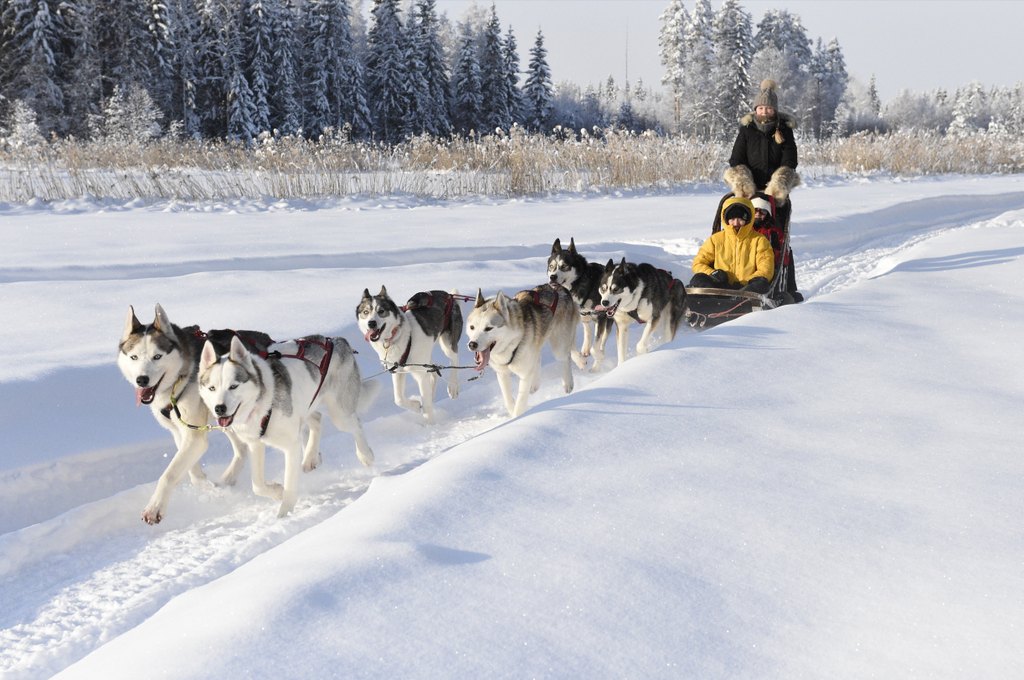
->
<box><xmin>596</xmin><ymin>258</ymin><xmax>688</xmax><ymax>365</ymax></box>
<box><xmin>118</xmin><ymin>304</ymin><xmax>277</xmax><ymax>524</ymax></box>
<box><xmin>466</xmin><ymin>284</ymin><xmax>582</xmax><ymax>418</ymax></box>
<box><xmin>356</xmin><ymin>286</ymin><xmax>462</xmax><ymax>423</ymax></box>
<box><xmin>198</xmin><ymin>334</ymin><xmax>374</xmax><ymax>517</ymax></box>
<box><xmin>547</xmin><ymin>237</ymin><xmax>614</xmax><ymax>371</ymax></box>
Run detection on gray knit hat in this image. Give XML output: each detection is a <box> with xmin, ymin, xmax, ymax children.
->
<box><xmin>753</xmin><ymin>79</ymin><xmax>779</xmax><ymax>110</ymax></box>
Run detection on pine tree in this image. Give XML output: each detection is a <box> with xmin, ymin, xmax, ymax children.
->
<box><xmin>477</xmin><ymin>6</ymin><xmax>509</xmax><ymax>132</ymax></box>
<box><xmin>0</xmin><ymin>0</ymin><xmax>65</xmax><ymax>134</ymax></box>
<box><xmin>522</xmin><ymin>29</ymin><xmax>552</xmax><ymax>132</ymax></box>
<box><xmin>658</xmin><ymin>0</ymin><xmax>688</xmax><ymax>128</ymax></box>
<box><xmin>450</xmin><ymin>27</ymin><xmax>482</xmax><ymax>135</ymax></box>
<box><xmin>301</xmin><ymin>0</ymin><xmax>369</xmax><ymax>139</ymax></box>
<box><xmin>752</xmin><ymin>9</ymin><xmax>813</xmax><ymax>123</ymax></box>
<box><xmin>168</xmin><ymin>0</ymin><xmax>202</xmax><ymax>138</ymax></box>
<box><xmin>224</xmin><ymin>17</ymin><xmax>258</xmax><ymax>141</ymax></box>
<box><xmin>269</xmin><ymin>0</ymin><xmax>301</xmax><ymax>136</ymax></box>
<box><xmin>710</xmin><ymin>0</ymin><xmax>752</xmax><ymax>139</ymax></box>
<box><xmin>193</xmin><ymin>0</ymin><xmax>229</xmax><ymax>137</ymax></box>
<box><xmin>405</xmin><ymin>0</ymin><xmax>450</xmax><ymax>137</ymax></box>
<box><xmin>242</xmin><ymin>0</ymin><xmax>274</xmax><ymax>134</ymax></box>
<box><xmin>57</xmin><ymin>0</ymin><xmax>103</xmax><ymax>138</ymax></box>
<box><xmin>365</xmin><ymin>0</ymin><xmax>409</xmax><ymax>143</ymax></box>
<box><xmin>502</xmin><ymin>27</ymin><xmax>522</xmax><ymax>126</ymax></box>
<box><xmin>815</xmin><ymin>37</ymin><xmax>848</xmax><ymax>138</ymax></box>
<box><xmin>680</xmin><ymin>0</ymin><xmax>714</xmax><ymax>136</ymax></box>
<box><xmin>147</xmin><ymin>0</ymin><xmax>176</xmax><ymax>119</ymax></box>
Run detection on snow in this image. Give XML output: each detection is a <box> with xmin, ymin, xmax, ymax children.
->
<box><xmin>1</xmin><ymin>175</ymin><xmax>1023</xmax><ymax>679</ymax></box>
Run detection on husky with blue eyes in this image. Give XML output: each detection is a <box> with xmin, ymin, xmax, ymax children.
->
<box><xmin>117</xmin><ymin>303</ymin><xmax>275</xmax><ymax>524</ymax></box>
<box><xmin>356</xmin><ymin>286</ymin><xmax>463</xmax><ymax>423</ymax></box>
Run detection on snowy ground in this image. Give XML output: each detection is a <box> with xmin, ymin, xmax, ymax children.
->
<box><xmin>1</xmin><ymin>175</ymin><xmax>1022</xmax><ymax>679</ymax></box>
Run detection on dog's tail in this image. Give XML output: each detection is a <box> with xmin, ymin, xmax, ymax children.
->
<box><xmin>358</xmin><ymin>377</ymin><xmax>381</xmax><ymax>414</ymax></box>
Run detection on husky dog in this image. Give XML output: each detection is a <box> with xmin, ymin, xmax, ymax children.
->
<box><xmin>547</xmin><ymin>237</ymin><xmax>614</xmax><ymax>371</ymax></box>
<box><xmin>596</xmin><ymin>258</ymin><xmax>688</xmax><ymax>365</ymax></box>
<box><xmin>118</xmin><ymin>304</ymin><xmax>278</xmax><ymax>524</ymax></box>
<box><xmin>356</xmin><ymin>287</ymin><xmax>462</xmax><ymax>423</ymax></box>
<box><xmin>198</xmin><ymin>334</ymin><xmax>374</xmax><ymax>517</ymax></box>
<box><xmin>466</xmin><ymin>284</ymin><xmax>582</xmax><ymax>418</ymax></box>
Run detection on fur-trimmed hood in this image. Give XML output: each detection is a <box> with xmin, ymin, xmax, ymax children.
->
<box><xmin>739</xmin><ymin>111</ymin><xmax>798</xmax><ymax>130</ymax></box>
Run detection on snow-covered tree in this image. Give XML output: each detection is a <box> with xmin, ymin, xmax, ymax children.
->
<box><xmin>1</xmin><ymin>98</ymin><xmax>44</xmax><ymax>148</ymax></box>
<box><xmin>680</xmin><ymin>0</ymin><xmax>714</xmax><ymax>136</ymax></box>
<box><xmin>268</xmin><ymin>0</ymin><xmax>301</xmax><ymax>136</ymax></box>
<box><xmin>751</xmin><ymin>9</ymin><xmax>813</xmax><ymax>123</ymax></box>
<box><xmin>658</xmin><ymin>0</ymin><xmax>688</xmax><ymax>128</ymax></box>
<box><xmin>805</xmin><ymin>37</ymin><xmax>848</xmax><ymax>139</ymax></box>
<box><xmin>948</xmin><ymin>82</ymin><xmax>990</xmax><ymax>137</ymax></box>
<box><xmin>241</xmin><ymin>0</ymin><xmax>274</xmax><ymax>134</ymax></box>
<box><xmin>477</xmin><ymin>6</ymin><xmax>509</xmax><ymax>132</ymax></box>
<box><xmin>405</xmin><ymin>0</ymin><xmax>450</xmax><ymax>137</ymax></box>
<box><xmin>365</xmin><ymin>0</ymin><xmax>409</xmax><ymax>142</ymax></box>
<box><xmin>95</xmin><ymin>82</ymin><xmax>163</xmax><ymax>142</ymax></box>
<box><xmin>522</xmin><ymin>29</ymin><xmax>552</xmax><ymax>132</ymax></box>
<box><xmin>57</xmin><ymin>0</ymin><xmax>103</xmax><ymax>138</ymax></box>
<box><xmin>449</xmin><ymin>27</ymin><xmax>482</xmax><ymax>135</ymax></box>
<box><xmin>710</xmin><ymin>0</ymin><xmax>752</xmax><ymax>139</ymax></box>
<box><xmin>301</xmin><ymin>0</ymin><xmax>369</xmax><ymax>139</ymax></box>
<box><xmin>502</xmin><ymin>27</ymin><xmax>522</xmax><ymax>126</ymax></box>
<box><xmin>0</xmin><ymin>0</ymin><xmax>65</xmax><ymax>133</ymax></box>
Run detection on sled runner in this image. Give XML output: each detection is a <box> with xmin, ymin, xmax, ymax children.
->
<box><xmin>686</xmin><ymin>191</ymin><xmax>798</xmax><ymax>329</ymax></box>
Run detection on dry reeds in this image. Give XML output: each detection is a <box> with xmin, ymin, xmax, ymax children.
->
<box><xmin>1</xmin><ymin>127</ymin><xmax>1021</xmax><ymax>203</ymax></box>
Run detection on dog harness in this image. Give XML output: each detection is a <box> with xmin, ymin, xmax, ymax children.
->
<box><xmin>255</xmin><ymin>337</ymin><xmax>335</xmax><ymax>437</ymax></box>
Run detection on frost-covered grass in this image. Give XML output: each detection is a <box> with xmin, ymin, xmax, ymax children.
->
<box><xmin>1</xmin><ymin>127</ymin><xmax>1022</xmax><ymax>202</ymax></box>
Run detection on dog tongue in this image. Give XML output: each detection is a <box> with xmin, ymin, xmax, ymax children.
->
<box><xmin>135</xmin><ymin>386</ymin><xmax>155</xmax><ymax>406</ymax></box>
<box><xmin>364</xmin><ymin>327</ymin><xmax>382</xmax><ymax>342</ymax></box>
<box><xmin>217</xmin><ymin>416</ymin><xmax>233</xmax><ymax>427</ymax></box>
<box><xmin>474</xmin><ymin>347</ymin><xmax>491</xmax><ymax>372</ymax></box>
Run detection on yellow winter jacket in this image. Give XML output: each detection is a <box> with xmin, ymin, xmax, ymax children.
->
<box><xmin>692</xmin><ymin>196</ymin><xmax>775</xmax><ymax>285</ymax></box>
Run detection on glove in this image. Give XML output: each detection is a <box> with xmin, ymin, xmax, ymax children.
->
<box><xmin>710</xmin><ymin>270</ymin><xmax>729</xmax><ymax>286</ymax></box>
<box><xmin>741</xmin><ymin>277</ymin><xmax>770</xmax><ymax>293</ymax></box>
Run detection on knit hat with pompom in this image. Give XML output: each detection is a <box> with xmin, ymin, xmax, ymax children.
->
<box><xmin>753</xmin><ymin>79</ymin><xmax>779</xmax><ymax>110</ymax></box>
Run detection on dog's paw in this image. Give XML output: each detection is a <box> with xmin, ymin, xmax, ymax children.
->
<box><xmin>447</xmin><ymin>383</ymin><xmax>459</xmax><ymax>400</ymax></box>
<box><xmin>254</xmin><ymin>482</ymin><xmax>284</xmax><ymax>501</ymax></box>
<box><xmin>141</xmin><ymin>506</ymin><xmax>163</xmax><ymax>525</ymax></box>
<box><xmin>302</xmin><ymin>451</ymin><xmax>322</xmax><ymax>473</ymax></box>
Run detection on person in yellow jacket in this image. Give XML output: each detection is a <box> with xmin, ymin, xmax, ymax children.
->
<box><xmin>689</xmin><ymin>196</ymin><xmax>775</xmax><ymax>294</ymax></box>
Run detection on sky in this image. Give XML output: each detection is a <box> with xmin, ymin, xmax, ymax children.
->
<box><xmin>2</xmin><ymin>175</ymin><xmax>1024</xmax><ymax>678</ymax></box>
<box><xmin>433</xmin><ymin>0</ymin><xmax>1024</xmax><ymax>103</ymax></box>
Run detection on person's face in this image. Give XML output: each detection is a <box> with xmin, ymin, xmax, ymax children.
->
<box><xmin>728</xmin><ymin>215</ymin><xmax>747</xmax><ymax>231</ymax></box>
<box><xmin>754</xmin><ymin>208</ymin><xmax>769</xmax><ymax>222</ymax></box>
<box><xmin>755</xmin><ymin>105</ymin><xmax>776</xmax><ymax>122</ymax></box>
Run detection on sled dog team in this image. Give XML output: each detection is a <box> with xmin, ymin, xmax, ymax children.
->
<box><xmin>118</xmin><ymin>239</ymin><xmax>688</xmax><ymax>523</ymax></box>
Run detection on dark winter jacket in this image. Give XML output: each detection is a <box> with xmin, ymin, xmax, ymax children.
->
<box><xmin>728</xmin><ymin>112</ymin><xmax>798</xmax><ymax>190</ymax></box>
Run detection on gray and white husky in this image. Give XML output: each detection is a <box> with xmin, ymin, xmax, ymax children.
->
<box><xmin>118</xmin><ymin>303</ymin><xmax>276</xmax><ymax>524</ymax></box>
<box><xmin>596</xmin><ymin>258</ymin><xmax>688</xmax><ymax>365</ymax></box>
<box><xmin>198</xmin><ymin>334</ymin><xmax>375</xmax><ymax>517</ymax></box>
<box><xmin>466</xmin><ymin>284</ymin><xmax>582</xmax><ymax>418</ymax></box>
<box><xmin>356</xmin><ymin>287</ymin><xmax>462</xmax><ymax>423</ymax></box>
<box><xmin>547</xmin><ymin>237</ymin><xmax>615</xmax><ymax>371</ymax></box>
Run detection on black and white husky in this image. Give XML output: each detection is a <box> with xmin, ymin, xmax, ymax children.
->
<box><xmin>466</xmin><ymin>284</ymin><xmax>582</xmax><ymax>418</ymax></box>
<box><xmin>198</xmin><ymin>334</ymin><xmax>375</xmax><ymax>518</ymax></box>
<box><xmin>356</xmin><ymin>286</ymin><xmax>463</xmax><ymax>423</ymax></box>
<box><xmin>118</xmin><ymin>304</ymin><xmax>278</xmax><ymax>524</ymax></box>
<box><xmin>547</xmin><ymin>237</ymin><xmax>614</xmax><ymax>371</ymax></box>
<box><xmin>596</xmin><ymin>258</ymin><xmax>688</xmax><ymax>365</ymax></box>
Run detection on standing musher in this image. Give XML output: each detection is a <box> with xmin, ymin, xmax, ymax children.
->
<box><xmin>724</xmin><ymin>78</ymin><xmax>803</xmax><ymax>301</ymax></box>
